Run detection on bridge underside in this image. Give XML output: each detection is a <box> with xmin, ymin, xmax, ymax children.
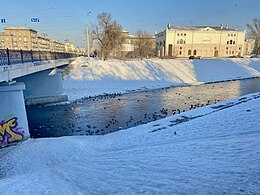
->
<box><xmin>0</xmin><ymin>58</ymin><xmax>77</xmax><ymax>147</ymax></box>
<box><xmin>16</xmin><ymin>68</ymin><xmax>68</xmax><ymax>106</ymax></box>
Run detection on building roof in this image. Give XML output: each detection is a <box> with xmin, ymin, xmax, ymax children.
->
<box><xmin>4</xmin><ymin>27</ymin><xmax>37</xmax><ymax>32</ymax></box>
<box><xmin>168</xmin><ymin>25</ymin><xmax>240</xmax><ymax>31</ymax></box>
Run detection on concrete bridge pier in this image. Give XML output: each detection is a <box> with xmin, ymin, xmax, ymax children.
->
<box><xmin>0</xmin><ymin>82</ymin><xmax>30</xmax><ymax>147</ymax></box>
<box><xmin>16</xmin><ymin>68</ymin><xmax>68</xmax><ymax>106</ymax></box>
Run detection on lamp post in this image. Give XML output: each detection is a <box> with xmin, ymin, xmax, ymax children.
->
<box><xmin>86</xmin><ymin>11</ymin><xmax>91</xmax><ymax>59</ymax></box>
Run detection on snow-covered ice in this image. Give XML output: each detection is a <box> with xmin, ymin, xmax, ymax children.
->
<box><xmin>62</xmin><ymin>57</ymin><xmax>260</xmax><ymax>101</ymax></box>
<box><xmin>1</xmin><ymin>92</ymin><xmax>260</xmax><ymax>194</ymax></box>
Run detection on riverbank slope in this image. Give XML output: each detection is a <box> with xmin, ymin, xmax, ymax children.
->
<box><xmin>62</xmin><ymin>57</ymin><xmax>260</xmax><ymax>101</ymax></box>
<box><xmin>1</xmin><ymin>92</ymin><xmax>260</xmax><ymax>194</ymax></box>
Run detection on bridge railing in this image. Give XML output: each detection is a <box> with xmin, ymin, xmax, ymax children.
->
<box><xmin>0</xmin><ymin>49</ymin><xmax>81</xmax><ymax>66</ymax></box>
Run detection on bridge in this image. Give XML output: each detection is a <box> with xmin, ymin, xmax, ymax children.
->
<box><xmin>0</xmin><ymin>49</ymin><xmax>81</xmax><ymax>147</ymax></box>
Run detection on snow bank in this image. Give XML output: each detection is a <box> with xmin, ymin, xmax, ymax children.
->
<box><xmin>62</xmin><ymin>57</ymin><xmax>260</xmax><ymax>101</ymax></box>
<box><xmin>1</xmin><ymin>92</ymin><xmax>260</xmax><ymax>194</ymax></box>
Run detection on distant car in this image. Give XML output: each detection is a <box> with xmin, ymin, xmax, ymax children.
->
<box><xmin>189</xmin><ymin>56</ymin><xmax>202</xmax><ymax>59</ymax></box>
<box><xmin>250</xmin><ymin>55</ymin><xmax>259</xmax><ymax>58</ymax></box>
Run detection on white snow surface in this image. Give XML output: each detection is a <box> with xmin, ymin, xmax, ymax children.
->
<box><xmin>1</xmin><ymin>92</ymin><xmax>260</xmax><ymax>194</ymax></box>
<box><xmin>62</xmin><ymin>57</ymin><xmax>260</xmax><ymax>101</ymax></box>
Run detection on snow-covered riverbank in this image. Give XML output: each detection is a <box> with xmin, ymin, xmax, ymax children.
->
<box><xmin>62</xmin><ymin>57</ymin><xmax>260</xmax><ymax>101</ymax></box>
<box><xmin>1</xmin><ymin>92</ymin><xmax>260</xmax><ymax>194</ymax></box>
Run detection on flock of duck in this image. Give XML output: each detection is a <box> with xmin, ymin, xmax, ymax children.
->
<box><xmin>30</xmin><ymin>77</ymin><xmax>256</xmax><ymax>138</ymax></box>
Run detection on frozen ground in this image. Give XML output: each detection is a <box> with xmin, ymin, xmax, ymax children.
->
<box><xmin>62</xmin><ymin>57</ymin><xmax>260</xmax><ymax>101</ymax></box>
<box><xmin>0</xmin><ymin>92</ymin><xmax>260</xmax><ymax>194</ymax></box>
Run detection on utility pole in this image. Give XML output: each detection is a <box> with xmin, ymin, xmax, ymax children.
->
<box><xmin>86</xmin><ymin>12</ymin><xmax>91</xmax><ymax>59</ymax></box>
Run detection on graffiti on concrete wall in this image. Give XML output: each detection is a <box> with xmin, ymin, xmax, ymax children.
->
<box><xmin>0</xmin><ymin>114</ymin><xmax>25</xmax><ymax>145</ymax></box>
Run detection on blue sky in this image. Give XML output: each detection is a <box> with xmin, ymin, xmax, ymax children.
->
<box><xmin>0</xmin><ymin>0</ymin><xmax>259</xmax><ymax>47</ymax></box>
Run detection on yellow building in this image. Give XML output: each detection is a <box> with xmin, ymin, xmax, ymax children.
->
<box><xmin>156</xmin><ymin>23</ymin><xmax>246</xmax><ymax>58</ymax></box>
<box><xmin>4</xmin><ymin>27</ymin><xmax>38</xmax><ymax>51</ymax></box>
<box><xmin>244</xmin><ymin>39</ymin><xmax>255</xmax><ymax>56</ymax></box>
<box><xmin>37</xmin><ymin>35</ymin><xmax>50</xmax><ymax>51</ymax></box>
<box><xmin>65</xmin><ymin>42</ymin><xmax>77</xmax><ymax>53</ymax></box>
<box><xmin>119</xmin><ymin>30</ymin><xmax>156</xmax><ymax>58</ymax></box>
<box><xmin>50</xmin><ymin>40</ymin><xmax>65</xmax><ymax>53</ymax></box>
<box><xmin>0</xmin><ymin>27</ymin><xmax>85</xmax><ymax>54</ymax></box>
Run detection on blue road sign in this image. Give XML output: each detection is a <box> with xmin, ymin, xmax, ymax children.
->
<box><xmin>31</xmin><ymin>18</ymin><xmax>40</xmax><ymax>23</ymax></box>
<box><xmin>1</xmin><ymin>19</ymin><xmax>6</xmax><ymax>23</ymax></box>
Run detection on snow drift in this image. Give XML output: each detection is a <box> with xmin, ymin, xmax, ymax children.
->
<box><xmin>62</xmin><ymin>57</ymin><xmax>260</xmax><ymax>101</ymax></box>
<box><xmin>0</xmin><ymin>92</ymin><xmax>260</xmax><ymax>194</ymax></box>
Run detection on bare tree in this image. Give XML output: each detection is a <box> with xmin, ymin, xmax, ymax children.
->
<box><xmin>92</xmin><ymin>12</ymin><xmax>123</xmax><ymax>60</ymax></box>
<box><xmin>134</xmin><ymin>30</ymin><xmax>154</xmax><ymax>59</ymax></box>
<box><xmin>247</xmin><ymin>18</ymin><xmax>260</xmax><ymax>55</ymax></box>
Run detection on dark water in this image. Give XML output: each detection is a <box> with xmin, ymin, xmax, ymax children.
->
<box><xmin>27</xmin><ymin>77</ymin><xmax>260</xmax><ymax>138</ymax></box>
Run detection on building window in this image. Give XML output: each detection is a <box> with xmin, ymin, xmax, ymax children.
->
<box><xmin>233</xmin><ymin>41</ymin><xmax>235</xmax><ymax>44</ymax></box>
<box><xmin>179</xmin><ymin>51</ymin><xmax>182</xmax><ymax>55</ymax></box>
<box><xmin>226</xmin><ymin>51</ymin><xmax>228</xmax><ymax>54</ymax></box>
<box><xmin>228</xmin><ymin>34</ymin><xmax>230</xmax><ymax>36</ymax></box>
<box><xmin>181</xmin><ymin>33</ymin><xmax>183</xmax><ymax>36</ymax></box>
<box><xmin>177</xmin><ymin>33</ymin><xmax>179</xmax><ymax>36</ymax></box>
<box><xmin>180</xmin><ymin>47</ymin><xmax>182</xmax><ymax>49</ymax></box>
<box><xmin>227</xmin><ymin>41</ymin><xmax>229</xmax><ymax>44</ymax></box>
<box><xmin>184</xmin><ymin>33</ymin><xmax>186</xmax><ymax>36</ymax></box>
<box><xmin>234</xmin><ymin>34</ymin><xmax>236</xmax><ymax>37</ymax></box>
<box><xmin>231</xmin><ymin>34</ymin><xmax>233</xmax><ymax>37</ymax></box>
<box><xmin>177</xmin><ymin>39</ymin><xmax>185</xmax><ymax>44</ymax></box>
<box><xmin>226</xmin><ymin>47</ymin><xmax>228</xmax><ymax>50</ymax></box>
<box><xmin>232</xmin><ymin>51</ymin><xmax>234</xmax><ymax>54</ymax></box>
<box><xmin>188</xmin><ymin>50</ymin><xmax>191</xmax><ymax>55</ymax></box>
<box><xmin>239</xmin><ymin>47</ymin><xmax>241</xmax><ymax>50</ymax></box>
<box><xmin>193</xmin><ymin>50</ymin><xmax>197</xmax><ymax>55</ymax></box>
<box><xmin>230</xmin><ymin>40</ymin><xmax>233</xmax><ymax>44</ymax></box>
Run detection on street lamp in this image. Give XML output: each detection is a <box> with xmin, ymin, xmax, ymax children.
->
<box><xmin>86</xmin><ymin>11</ymin><xmax>91</xmax><ymax>59</ymax></box>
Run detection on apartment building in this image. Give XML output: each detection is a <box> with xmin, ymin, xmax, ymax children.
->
<box><xmin>50</xmin><ymin>40</ymin><xmax>65</xmax><ymax>53</ymax></box>
<box><xmin>65</xmin><ymin>42</ymin><xmax>77</xmax><ymax>53</ymax></box>
<box><xmin>0</xmin><ymin>27</ymin><xmax>84</xmax><ymax>54</ymax></box>
<box><xmin>156</xmin><ymin>23</ymin><xmax>246</xmax><ymax>58</ymax></box>
<box><xmin>4</xmin><ymin>27</ymin><xmax>38</xmax><ymax>51</ymax></box>
<box><xmin>37</xmin><ymin>35</ymin><xmax>50</xmax><ymax>51</ymax></box>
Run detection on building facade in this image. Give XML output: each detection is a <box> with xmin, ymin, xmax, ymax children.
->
<box><xmin>244</xmin><ymin>39</ymin><xmax>255</xmax><ymax>56</ymax></box>
<box><xmin>0</xmin><ymin>27</ymin><xmax>85</xmax><ymax>54</ymax></box>
<box><xmin>37</xmin><ymin>35</ymin><xmax>50</xmax><ymax>51</ymax></box>
<box><xmin>156</xmin><ymin>23</ymin><xmax>246</xmax><ymax>58</ymax></box>
<box><xmin>4</xmin><ymin>27</ymin><xmax>38</xmax><ymax>51</ymax></box>
<box><xmin>50</xmin><ymin>40</ymin><xmax>65</xmax><ymax>53</ymax></box>
<box><xmin>119</xmin><ymin>31</ymin><xmax>156</xmax><ymax>58</ymax></box>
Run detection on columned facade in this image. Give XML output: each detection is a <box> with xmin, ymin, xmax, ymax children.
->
<box><xmin>156</xmin><ymin>24</ymin><xmax>246</xmax><ymax>58</ymax></box>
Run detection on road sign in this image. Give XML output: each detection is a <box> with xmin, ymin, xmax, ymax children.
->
<box><xmin>31</xmin><ymin>18</ymin><xmax>40</xmax><ymax>23</ymax></box>
<box><xmin>1</xmin><ymin>19</ymin><xmax>6</xmax><ymax>23</ymax></box>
